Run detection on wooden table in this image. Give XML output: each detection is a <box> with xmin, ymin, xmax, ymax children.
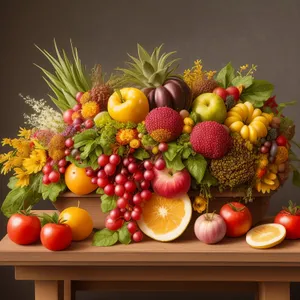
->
<box><xmin>0</xmin><ymin>212</ymin><xmax>299</xmax><ymax>300</ymax></box>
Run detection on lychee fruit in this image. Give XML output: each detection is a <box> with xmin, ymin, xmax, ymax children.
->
<box><xmin>145</xmin><ymin>107</ymin><xmax>183</xmax><ymax>142</ymax></box>
<box><xmin>190</xmin><ymin>121</ymin><xmax>232</xmax><ymax>159</ymax></box>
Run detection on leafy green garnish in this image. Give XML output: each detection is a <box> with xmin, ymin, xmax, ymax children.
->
<box><xmin>118</xmin><ymin>223</ymin><xmax>131</xmax><ymax>245</ymax></box>
<box><xmin>92</xmin><ymin>229</ymin><xmax>119</xmax><ymax>247</ymax></box>
<box><xmin>133</xmin><ymin>148</ymin><xmax>150</xmax><ymax>160</ymax></box>
<box><xmin>141</xmin><ymin>134</ymin><xmax>157</xmax><ymax>148</ymax></box>
<box><xmin>184</xmin><ymin>154</ymin><xmax>207</xmax><ymax>184</ymax></box>
<box><xmin>216</xmin><ymin>62</ymin><xmax>235</xmax><ymax>88</ymax></box>
<box><xmin>40</xmin><ymin>181</ymin><xmax>67</xmax><ymax>202</ymax></box>
<box><xmin>100</xmin><ymin>194</ymin><xmax>117</xmax><ymax>213</ymax></box>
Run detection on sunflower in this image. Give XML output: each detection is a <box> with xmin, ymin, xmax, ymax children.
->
<box><xmin>0</xmin><ymin>151</ymin><xmax>14</xmax><ymax>164</ymax></box>
<box><xmin>23</xmin><ymin>149</ymin><xmax>47</xmax><ymax>174</ymax></box>
<box><xmin>18</xmin><ymin>127</ymin><xmax>32</xmax><ymax>139</ymax></box>
<box><xmin>14</xmin><ymin>168</ymin><xmax>30</xmax><ymax>187</ymax></box>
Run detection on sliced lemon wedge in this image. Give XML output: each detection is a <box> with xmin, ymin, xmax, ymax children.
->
<box><xmin>246</xmin><ymin>223</ymin><xmax>286</xmax><ymax>249</ymax></box>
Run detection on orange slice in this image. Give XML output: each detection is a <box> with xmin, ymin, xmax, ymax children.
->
<box><xmin>246</xmin><ymin>223</ymin><xmax>286</xmax><ymax>249</ymax></box>
<box><xmin>137</xmin><ymin>193</ymin><xmax>192</xmax><ymax>242</ymax></box>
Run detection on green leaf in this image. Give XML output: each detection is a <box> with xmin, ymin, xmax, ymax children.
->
<box><xmin>61</xmin><ymin>89</ymin><xmax>77</xmax><ymax>107</ymax></box>
<box><xmin>184</xmin><ymin>154</ymin><xmax>207</xmax><ymax>184</ymax></box>
<box><xmin>164</xmin><ymin>143</ymin><xmax>183</xmax><ymax>161</ymax></box>
<box><xmin>117</xmin><ymin>146</ymin><xmax>125</xmax><ymax>157</ymax></box>
<box><xmin>189</xmin><ymin>111</ymin><xmax>199</xmax><ymax>124</ymax></box>
<box><xmin>293</xmin><ymin>170</ymin><xmax>300</xmax><ymax>187</ymax></box>
<box><xmin>80</xmin><ymin>141</ymin><xmax>97</xmax><ymax>160</ymax></box>
<box><xmin>89</xmin><ymin>151</ymin><xmax>99</xmax><ymax>170</ymax></box>
<box><xmin>95</xmin><ymin>145</ymin><xmax>103</xmax><ymax>156</ymax></box>
<box><xmin>41</xmin><ymin>181</ymin><xmax>66</xmax><ymax>202</ymax></box>
<box><xmin>240</xmin><ymin>80</ymin><xmax>274</xmax><ymax>107</ymax></box>
<box><xmin>165</xmin><ymin>153</ymin><xmax>185</xmax><ymax>171</ymax></box>
<box><xmin>216</xmin><ymin>62</ymin><xmax>235</xmax><ymax>88</ymax></box>
<box><xmin>231</xmin><ymin>75</ymin><xmax>253</xmax><ymax>88</ymax></box>
<box><xmin>142</xmin><ymin>61</ymin><xmax>155</xmax><ymax>78</ymax></box>
<box><xmin>118</xmin><ymin>223</ymin><xmax>131</xmax><ymax>245</ymax></box>
<box><xmin>182</xmin><ymin>147</ymin><xmax>193</xmax><ymax>159</ymax></box>
<box><xmin>141</xmin><ymin>135</ymin><xmax>157</xmax><ymax>148</ymax></box>
<box><xmin>73</xmin><ymin>129</ymin><xmax>98</xmax><ymax>147</ymax></box>
<box><xmin>137</xmin><ymin>44</ymin><xmax>151</xmax><ymax>62</ymax></box>
<box><xmin>101</xmin><ymin>194</ymin><xmax>117</xmax><ymax>213</ymax></box>
<box><xmin>41</xmin><ymin>212</ymin><xmax>60</xmax><ymax>227</ymax></box>
<box><xmin>96</xmin><ymin>188</ymin><xmax>104</xmax><ymax>195</ymax></box>
<box><xmin>92</xmin><ymin>229</ymin><xmax>119</xmax><ymax>247</ymax></box>
<box><xmin>7</xmin><ymin>177</ymin><xmax>18</xmax><ymax>189</ymax></box>
<box><xmin>133</xmin><ymin>148</ymin><xmax>150</xmax><ymax>160</ymax></box>
<box><xmin>201</xmin><ymin>170</ymin><xmax>218</xmax><ymax>187</ymax></box>
<box><xmin>66</xmin><ymin>155</ymin><xmax>90</xmax><ymax>168</ymax></box>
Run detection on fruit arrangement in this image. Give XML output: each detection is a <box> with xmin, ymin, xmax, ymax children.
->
<box><xmin>1</xmin><ymin>41</ymin><xmax>300</xmax><ymax>248</ymax></box>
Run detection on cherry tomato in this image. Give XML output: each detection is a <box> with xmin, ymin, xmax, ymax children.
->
<box><xmin>220</xmin><ymin>202</ymin><xmax>252</xmax><ymax>237</ymax></box>
<box><xmin>40</xmin><ymin>223</ymin><xmax>72</xmax><ymax>251</ymax></box>
<box><xmin>274</xmin><ymin>202</ymin><xmax>300</xmax><ymax>239</ymax></box>
<box><xmin>7</xmin><ymin>213</ymin><xmax>41</xmax><ymax>245</ymax></box>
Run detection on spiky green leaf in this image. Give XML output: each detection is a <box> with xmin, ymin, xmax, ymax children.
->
<box><xmin>61</xmin><ymin>89</ymin><xmax>77</xmax><ymax>107</ymax></box>
<box><xmin>137</xmin><ymin>44</ymin><xmax>151</xmax><ymax>62</ymax></box>
<box><xmin>142</xmin><ymin>61</ymin><xmax>155</xmax><ymax>78</ymax></box>
<box><xmin>158</xmin><ymin>51</ymin><xmax>177</xmax><ymax>70</ymax></box>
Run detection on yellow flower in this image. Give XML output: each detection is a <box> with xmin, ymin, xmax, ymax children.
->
<box><xmin>193</xmin><ymin>196</ymin><xmax>207</xmax><ymax>213</ymax></box>
<box><xmin>116</xmin><ymin>129</ymin><xmax>138</xmax><ymax>145</ymax></box>
<box><xmin>0</xmin><ymin>151</ymin><xmax>14</xmax><ymax>164</ymax></box>
<box><xmin>9</xmin><ymin>156</ymin><xmax>23</xmax><ymax>168</ymax></box>
<box><xmin>129</xmin><ymin>139</ymin><xmax>141</xmax><ymax>149</ymax></box>
<box><xmin>14</xmin><ymin>168</ymin><xmax>30</xmax><ymax>187</ymax></box>
<box><xmin>15</xmin><ymin>141</ymin><xmax>31</xmax><ymax>158</ymax></box>
<box><xmin>18</xmin><ymin>127</ymin><xmax>32</xmax><ymax>139</ymax></box>
<box><xmin>205</xmin><ymin>70</ymin><xmax>217</xmax><ymax>80</ymax></box>
<box><xmin>81</xmin><ymin>101</ymin><xmax>100</xmax><ymax>119</ymax></box>
<box><xmin>23</xmin><ymin>149</ymin><xmax>47</xmax><ymax>174</ymax></box>
<box><xmin>239</xmin><ymin>64</ymin><xmax>249</xmax><ymax>71</ymax></box>
<box><xmin>1</xmin><ymin>138</ymin><xmax>12</xmax><ymax>146</ymax></box>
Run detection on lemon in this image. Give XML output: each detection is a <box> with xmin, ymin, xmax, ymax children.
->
<box><xmin>137</xmin><ymin>193</ymin><xmax>192</xmax><ymax>242</ymax></box>
<box><xmin>246</xmin><ymin>223</ymin><xmax>286</xmax><ymax>249</ymax></box>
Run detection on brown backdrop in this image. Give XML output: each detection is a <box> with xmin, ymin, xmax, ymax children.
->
<box><xmin>1</xmin><ymin>0</ymin><xmax>300</xmax><ymax>299</ymax></box>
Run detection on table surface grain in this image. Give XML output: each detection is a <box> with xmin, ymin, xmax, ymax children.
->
<box><xmin>0</xmin><ymin>211</ymin><xmax>299</xmax><ymax>267</ymax></box>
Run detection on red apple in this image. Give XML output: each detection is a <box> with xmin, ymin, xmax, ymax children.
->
<box><xmin>151</xmin><ymin>168</ymin><xmax>191</xmax><ymax>198</ymax></box>
<box><xmin>76</xmin><ymin>92</ymin><xmax>84</xmax><ymax>102</ymax></box>
<box><xmin>63</xmin><ymin>109</ymin><xmax>74</xmax><ymax>125</ymax></box>
<box><xmin>226</xmin><ymin>86</ymin><xmax>240</xmax><ymax>101</ymax></box>
<box><xmin>213</xmin><ymin>87</ymin><xmax>228</xmax><ymax>101</ymax></box>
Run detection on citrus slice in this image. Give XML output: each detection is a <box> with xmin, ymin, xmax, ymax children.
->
<box><xmin>137</xmin><ymin>193</ymin><xmax>192</xmax><ymax>242</ymax></box>
<box><xmin>246</xmin><ymin>223</ymin><xmax>286</xmax><ymax>249</ymax></box>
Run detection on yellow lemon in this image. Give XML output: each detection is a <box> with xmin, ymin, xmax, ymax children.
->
<box><xmin>246</xmin><ymin>223</ymin><xmax>286</xmax><ymax>249</ymax></box>
<box><xmin>137</xmin><ymin>193</ymin><xmax>192</xmax><ymax>242</ymax></box>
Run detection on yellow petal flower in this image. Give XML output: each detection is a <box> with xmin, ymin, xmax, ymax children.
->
<box><xmin>1</xmin><ymin>138</ymin><xmax>12</xmax><ymax>146</ymax></box>
<box><xmin>23</xmin><ymin>149</ymin><xmax>47</xmax><ymax>174</ymax></box>
<box><xmin>193</xmin><ymin>196</ymin><xmax>207</xmax><ymax>213</ymax></box>
<box><xmin>0</xmin><ymin>151</ymin><xmax>14</xmax><ymax>164</ymax></box>
<box><xmin>14</xmin><ymin>168</ymin><xmax>30</xmax><ymax>187</ymax></box>
<box><xmin>18</xmin><ymin>127</ymin><xmax>32</xmax><ymax>139</ymax></box>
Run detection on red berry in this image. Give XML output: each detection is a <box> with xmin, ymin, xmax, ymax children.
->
<box><xmin>115</xmin><ymin>174</ymin><xmax>127</xmax><ymax>185</ymax></box>
<box><xmin>105</xmin><ymin>216</ymin><xmax>124</xmax><ymax>231</ymax></box>
<box><xmin>64</xmin><ymin>149</ymin><xmax>71</xmax><ymax>156</ymax></box>
<box><xmin>48</xmin><ymin>170</ymin><xmax>60</xmax><ymax>183</ymax></box>
<box><xmin>124</xmin><ymin>181</ymin><xmax>136</xmax><ymax>193</ymax></box>
<box><xmin>42</xmin><ymin>174</ymin><xmax>51</xmax><ymax>185</ymax></box>
<box><xmin>144</xmin><ymin>170</ymin><xmax>155</xmax><ymax>181</ymax></box>
<box><xmin>260</xmin><ymin>146</ymin><xmax>269</xmax><ymax>154</ymax></box>
<box><xmin>264</xmin><ymin>141</ymin><xmax>272</xmax><ymax>148</ymax></box>
<box><xmin>42</xmin><ymin>164</ymin><xmax>52</xmax><ymax>175</ymax></box>
<box><xmin>109</xmin><ymin>208</ymin><xmax>121</xmax><ymax>220</ymax></box>
<box><xmin>154</xmin><ymin>158</ymin><xmax>166</xmax><ymax>170</ymax></box>
<box><xmin>123</xmin><ymin>158</ymin><xmax>130</xmax><ymax>167</ymax></box>
<box><xmin>104</xmin><ymin>183</ymin><xmax>115</xmax><ymax>196</ymax></box>
<box><xmin>226</xmin><ymin>86</ymin><xmax>240</xmax><ymax>101</ymax></box>
<box><xmin>75</xmin><ymin>155</ymin><xmax>81</xmax><ymax>161</ymax></box>
<box><xmin>158</xmin><ymin>142</ymin><xmax>168</xmax><ymax>152</ymax></box>
<box><xmin>132</xmin><ymin>231</ymin><xmax>143</xmax><ymax>242</ymax></box>
<box><xmin>97</xmin><ymin>170</ymin><xmax>107</xmax><ymax>178</ymax></box>
<box><xmin>124</xmin><ymin>211</ymin><xmax>132</xmax><ymax>221</ymax></box>
<box><xmin>143</xmin><ymin>160</ymin><xmax>153</xmax><ymax>170</ymax></box>
<box><xmin>276</xmin><ymin>135</ymin><xmax>287</xmax><ymax>146</ymax></box>
<box><xmin>84</xmin><ymin>119</ymin><xmax>94</xmax><ymax>129</ymax></box>
<box><xmin>133</xmin><ymin>205</ymin><xmax>143</xmax><ymax>214</ymax></box>
<box><xmin>58</xmin><ymin>159</ymin><xmax>67</xmax><ymax>167</ymax></box>
<box><xmin>213</xmin><ymin>87</ymin><xmax>228</xmax><ymax>101</ymax></box>
<box><xmin>85</xmin><ymin>168</ymin><xmax>95</xmax><ymax>177</ymax></box>
<box><xmin>98</xmin><ymin>154</ymin><xmax>109</xmax><ymax>167</ymax></box>
<box><xmin>127</xmin><ymin>222</ymin><xmax>137</xmax><ymax>234</ymax></box>
<box><xmin>73</xmin><ymin>103</ymin><xmax>82</xmax><ymax>112</ymax></box>
<box><xmin>65</xmin><ymin>138</ymin><xmax>74</xmax><ymax>148</ymax></box>
<box><xmin>59</xmin><ymin>167</ymin><xmax>66</xmax><ymax>174</ymax></box>
<box><xmin>140</xmin><ymin>190</ymin><xmax>152</xmax><ymax>201</ymax></box>
<box><xmin>133</xmin><ymin>193</ymin><xmax>143</xmax><ymax>205</ymax></box>
<box><xmin>91</xmin><ymin>177</ymin><xmax>98</xmax><ymax>185</ymax></box>
<box><xmin>131</xmin><ymin>210</ymin><xmax>141</xmax><ymax>221</ymax></box>
<box><xmin>104</xmin><ymin>163</ymin><xmax>116</xmax><ymax>176</ymax></box>
<box><xmin>133</xmin><ymin>171</ymin><xmax>144</xmax><ymax>182</ymax></box>
<box><xmin>109</xmin><ymin>154</ymin><xmax>121</xmax><ymax>165</ymax></box>
<box><xmin>128</xmin><ymin>162</ymin><xmax>138</xmax><ymax>173</ymax></box>
<box><xmin>123</xmin><ymin>192</ymin><xmax>133</xmax><ymax>201</ymax></box>
<box><xmin>120</xmin><ymin>168</ymin><xmax>129</xmax><ymax>176</ymax></box>
<box><xmin>74</xmin><ymin>124</ymin><xmax>82</xmax><ymax>132</ymax></box>
<box><xmin>63</xmin><ymin>109</ymin><xmax>74</xmax><ymax>125</ymax></box>
<box><xmin>97</xmin><ymin>177</ymin><xmax>109</xmax><ymax>188</ymax></box>
<box><xmin>73</xmin><ymin>117</ymin><xmax>83</xmax><ymax>125</ymax></box>
<box><xmin>117</xmin><ymin>197</ymin><xmax>128</xmax><ymax>209</ymax></box>
<box><xmin>76</xmin><ymin>91</ymin><xmax>84</xmax><ymax>102</ymax></box>
<box><xmin>115</xmin><ymin>185</ymin><xmax>125</xmax><ymax>197</ymax></box>
<box><xmin>140</xmin><ymin>180</ymin><xmax>150</xmax><ymax>190</ymax></box>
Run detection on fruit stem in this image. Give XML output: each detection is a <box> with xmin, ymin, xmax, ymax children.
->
<box><xmin>115</xmin><ymin>89</ymin><xmax>125</xmax><ymax>103</ymax></box>
<box><xmin>228</xmin><ymin>202</ymin><xmax>245</xmax><ymax>212</ymax></box>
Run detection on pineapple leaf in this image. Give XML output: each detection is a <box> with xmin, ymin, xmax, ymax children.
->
<box><xmin>150</xmin><ymin>47</ymin><xmax>158</xmax><ymax>70</ymax></box>
<box><xmin>70</xmin><ymin>65</ymin><xmax>86</xmax><ymax>92</ymax></box>
<box><xmin>165</xmin><ymin>58</ymin><xmax>181</xmax><ymax>70</ymax></box>
<box><xmin>142</xmin><ymin>61</ymin><xmax>155</xmax><ymax>78</ymax></box>
<box><xmin>61</xmin><ymin>89</ymin><xmax>77</xmax><ymax>107</ymax></box>
<box><xmin>155</xmin><ymin>44</ymin><xmax>164</xmax><ymax>62</ymax></box>
<box><xmin>124</xmin><ymin>62</ymin><xmax>143</xmax><ymax>76</ymax></box>
<box><xmin>127</xmin><ymin>54</ymin><xmax>143</xmax><ymax>71</ymax></box>
<box><xmin>34</xmin><ymin>64</ymin><xmax>66</xmax><ymax>91</ymax></box>
<box><xmin>116</xmin><ymin>68</ymin><xmax>147</xmax><ymax>84</ymax></box>
<box><xmin>48</xmin><ymin>95</ymin><xmax>69</xmax><ymax>112</ymax></box>
<box><xmin>53</xmin><ymin>39</ymin><xmax>72</xmax><ymax>82</ymax></box>
<box><xmin>137</xmin><ymin>44</ymin><xmax>151</xmax><ymax>62</ymax></box>
<box><xmin>35</xmin><ymin>45</ymin><xmax>62</xmax><ymax>71</ymax></box>
<box><xmin>43</xmin><ymin>77</ymin><xmax>66</xmax><ymax>101</ymax></box>
<box><xmin>158</xmin><ymin>51</ymin><xmax>177</xmax><ymax>70</ymax></box>
<box><xmin>62</xmin><ymin>49</ymin><xmax>74</xmax><ymax>77</ymax></box>
<box><xmin>149</xmin><ymin>71</ymin><xmax>164</xmax><ymax>87</ymax></box>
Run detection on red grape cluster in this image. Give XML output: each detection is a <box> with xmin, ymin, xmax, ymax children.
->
<box><xmin>85</xmin><ymin>153</ymin><xmax>166</xmax><ymax>242</ymax></box>
<box><xmin>42</xmin><ymin>158</ymin><xmax>68</xmax><ymax>185</ymax></box>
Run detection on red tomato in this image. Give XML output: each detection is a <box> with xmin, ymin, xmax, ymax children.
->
<box><xmin>7</xmin><ymin>214</ymin><xmax>41</xmax><ymax>245</ymax></box>
<box><xmin>226</xmin><ymin>86</ymin><xmax>240</xmax><ymax>101</ymax></box>
<box><xmin>274</xmin><ymin>211</ymin><xmax>300</xmax><ymax>239</ymax></box>
<box><xmin>220</xmin><ymin>202</ymin><xmax>252</xmax><ymax>237</ymax></box>
<box><xmin>40</xmin><ymin>223</ymin><xmax>72</xmax><ymax>251</ymax></box>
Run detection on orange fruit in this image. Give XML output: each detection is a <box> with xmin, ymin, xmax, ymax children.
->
<box><xmin>137</xmin><ymin>193</ymin><xmax>192</xmax><ymax>242</ymax></box>
<box><xmin>59</xmin><ymin>207</ymin><xmax>93</xmax><ymax>241</ymax></box>
<box><xmin>65</xmin><ymin>164</ymin><xmax>97</xmax><ymax>195</ymax></box>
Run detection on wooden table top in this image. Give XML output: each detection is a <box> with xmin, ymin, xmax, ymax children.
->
<box><xmin>0</xmin><ymin>211</ymin><xmax>299</xmax><ymax>267</ymax></box>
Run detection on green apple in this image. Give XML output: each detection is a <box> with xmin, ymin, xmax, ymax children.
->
<box><xmin>192</xmin><ymin>93</ymin><xmax>227</xmax><ymax>123</ymax></box>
